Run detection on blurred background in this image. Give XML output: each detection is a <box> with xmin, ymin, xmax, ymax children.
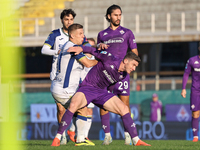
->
<box><xmin>1</xmin><ymin>0</ymin><xmax>200</xmax><ymax>141</ymax></box>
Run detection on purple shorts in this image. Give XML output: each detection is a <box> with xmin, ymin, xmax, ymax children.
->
<box><xmin>190</xmin><ymin>92</ymin><xmax>200</xmax><ymax>111</ymax></box>
<box><xmin>77</xmin><ymin>85</ymin><xmax>115</xmax><ymax>109</ymax></box>
<box><xmin>108</xmin><ymin>74</ymin><xmax>130</xmax><ymax>96</ymax></box>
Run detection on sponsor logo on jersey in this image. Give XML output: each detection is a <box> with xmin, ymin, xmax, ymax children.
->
<box><xmin>122</xmin><ymin>91</ymin><xmax>127</xmax><ymax>94</ymax></box>
<box><xmin>119</xmin><ymin>75</ymin><xmax>123</xmax><ymax>79</ymax></box>
<box><xmin>110</xmin><ymin>65</ymin><xmax>114</xmax><ymax>69</ymax></box>
<box><xmin>194</xmin><ymin>61</ymin><xmax>199</xmax><ymax>64</ymax></box>
<box><xmin>101</xmin><ymin>51</ymin><xmax>107</xmax><ymax>54</ymax></box>
<box><xmin>104</xmin><ymin>37</ymin><xmax>124</xmax><ymax>44</ymax></box>
<box><xmin>120</xmin><ymin>30</ymin><xmax>125</xmax><ymax>34</ymax></box>
<box><xmin>103</xmin><ymin>32</ymin><xmax>108</xmax><ymax>36</ymax></box>
<box><xmin>103</xmin><ymin>70</ymin><xmax>116</xmax><ymax>83</ymax></box>
<box><xmin>194</xmin><ymin>68</ymin><xmax>200</xmax><ymax>72</ymax></box>
<box><xmin>59</xmin><ymin>38</ymin><xmax>64</xmax><ymax>40</ymax></box>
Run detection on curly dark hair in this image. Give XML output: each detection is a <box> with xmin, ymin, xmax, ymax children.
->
<box><xmin>105</xmin><ymin>4</ymin><xmax>122</xmax><ymax>22</ymax></box>
<box><xmin>60</xmin><ymin>9</ymin><xmax>76</xmax><ymax>20</ymax></box>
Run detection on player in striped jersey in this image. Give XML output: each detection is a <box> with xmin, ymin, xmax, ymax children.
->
<box><xmin>41</xmin><ymin>9</ymin><xmax>94</xmax><ymax>144</ymax></box>
<box><xmin>51</xmin><ymin>24</ymin><xmax>97</xmax><ymax>146</ymax></box>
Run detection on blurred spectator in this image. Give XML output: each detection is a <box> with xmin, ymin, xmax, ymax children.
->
<box><xmin>150</xmin><ymin>93</ymin><xmax>162</xmax><ymax>122</ymax></box>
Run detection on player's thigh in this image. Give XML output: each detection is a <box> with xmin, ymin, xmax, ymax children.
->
<box><xmin>56</xmin><ymin>103</ymin><xmax>66</xmax><ymax>113</ymax></box>
<box><xmin>119</xmin><ymin>95</ymin><xmax>130</xmax><ymax>105</ymax></box>
<box><xmin>52</xmin><ymin>92</ymin><xmax>71</xmax><ymax>110</ymax></box>
<box><xmin>68</xmin><ymin>92</ymin><xmax>88</xmax><ymax>112</ymax></box>
<box><xmin>103</xmin><ymin>96</ymin><xmax>129</xmax><ymax>116</ymax></box>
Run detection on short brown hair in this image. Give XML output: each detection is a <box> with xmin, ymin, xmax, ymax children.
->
<box><xmin>68</xmin><ymin>23</ymin><xmax>83</xmax><ymax>37</ymax></box>
<box><xmin>124</xmin><ymin>51</ymin><xmax>141</xmax><ymax>63</ymax></box>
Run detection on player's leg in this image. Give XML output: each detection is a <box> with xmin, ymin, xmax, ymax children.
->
<box><xmin>190</xmin><ymin>93</ymin><xmax>200</xmax><ymax>142</ymax></box>
<box><xmin>103</xmin><ymin>96</ymin><xmax>151</xmax><ymax>146</ymax></box>
<box><xmin>192</xmin><ymin>110</ymin><xmax>200</xmax><ymax>142</ymax></box>
<box><xmin>100</xmin><ymin>108</ymin><xmax>112</xmax><ymax>145</ymax></box>
<box><xmin>51</xmin><ymin>92</ymin><xmax>87</xmax><ymax>146</ymax></box>
<box><xmin>67</xmin><ymin>117</ymin><xmax>76</xmax><ymax>142</ymax></box>
<box><xmin>84</xmin><ymin>103</ymin><xmax>94</xmax><ymax>140</ymax></box>
<box><xmin>119</xmin><ymin>95</ymin><xmax>132</xmax><ymax>145</ymax></box>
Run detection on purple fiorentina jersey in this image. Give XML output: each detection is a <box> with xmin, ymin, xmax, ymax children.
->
<box><xmin>97</xmin><ymin>26</ymin><xmax>137</xmax><ymax>59</ymax></box>
<box><xmin>150</xmin><ymin>100</ymin><xmax>162</xmax><ymax>122</ymax></box>
<box><xmin>182</xmin><ymin>55</ymin><xmax>200</xmax><ymax>94</ymax></box>
<box><xmin>80</xmin><ymin>47</ymin><xmax>127</xmax><ymax>89</ymax></box>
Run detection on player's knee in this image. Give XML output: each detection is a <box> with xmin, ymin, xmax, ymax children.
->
<box><xmin>57</xmin><ymin>105</ymin><xmax>65</xmax><ymax>115</ymax></box>
<box><xmin>120</xmin><ymin>104</ymin><xmax>129</xmax><ymax>116</ymax></box>
<box><xmin>192</xmin><ymin>112</ymin><xmax>200</xmax><ymax>118</ymax></box>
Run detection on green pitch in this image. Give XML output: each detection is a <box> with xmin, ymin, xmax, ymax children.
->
<box><xmin>23</xmin><ymin>140</ymin><xmax>200</xmax><ymax>150</ymax></box>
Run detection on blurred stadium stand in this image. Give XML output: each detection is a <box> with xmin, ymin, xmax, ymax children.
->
<box><xmin>1</xmin><ymin>0</ymin><xmax>200</xmax><ymax>92</ymax></box>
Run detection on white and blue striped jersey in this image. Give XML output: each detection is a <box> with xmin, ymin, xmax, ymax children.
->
<box><xmin>50</xmin><ymin>41</ymin><xmax>86</xmax><ymax>98</ymax></box>
<box><xmin>44</xmin><ymin>28</ymin><xmax>69</xmax><ymax>80</ymax></box>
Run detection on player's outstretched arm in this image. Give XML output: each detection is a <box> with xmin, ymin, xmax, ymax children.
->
<box><xmin>181</xmin><ymin>89</ymin><xmax>186</xmax><ymax>98</ymax></box>
<box><xmin>67</xmin><ymin>46</ymin><xmax>83</xmax><ymax>55</ymax></box>
<box><xmin>97</xmin><ymin>43</ymin><xmax>109</xmax><ymax>50</ymax></box>
<box><xmin>80</xmin><ymin>57</ymin><xmax>98</xmax><ymax>68</ymax></box>
<box><xmin>41</xmin><ymin>44</ymin><xmax>60</xmax><ymax>55</ymax></box>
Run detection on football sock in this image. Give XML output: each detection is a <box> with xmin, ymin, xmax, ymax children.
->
<box><xmin>121</xmin><ymin>113</ymin><xmax>138</xmax><ymax>138</ymax></box>
<box><xmin>84</xmin><ymin>115</ymin><xmax>92</xmax><ymax>138</ymax></box>
<box><xmin>100</xmin><ymin>113</ymin><xmax>110</xmax><ymax>133</ymax></box>
<box><xmin>69</xmin><ymin>117</ymin><xmax>76</xmax><ymax>132</ymax></box>
<box><xmin>192</xmin><ymin>117</ymin><xmax>199</xmax><ymax>137</ymax></box>
<box><xmin>76</xmin><ymin>115</ymin><xmax>87</xmax><ymax>142</ymax></box>
<box><xmin>57</xmin><ymin>110</ymin><xmax>74</xmax><ymax>135</ymax></box>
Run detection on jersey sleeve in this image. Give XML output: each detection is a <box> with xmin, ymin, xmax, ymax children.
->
<box><xmin>97</xmin><ymin>32</ymin><xmax>102</xmax><ymax>44</ymax></box>
<box><xmin>127</xmin><ymin>30</ymin><xmax>137</xmax><ymax>50</ymax></box>
<box><xmin>44</xmin><ymin>29</ymin><xmax>60</xmax><ymax>48</ymax></box>
<box><xmin>182</xmin><ymin>59</ymin><xmax>192</xmax><ymax>89</ymax></box>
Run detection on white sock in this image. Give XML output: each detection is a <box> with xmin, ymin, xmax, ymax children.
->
<box><xmin>76</xmin><ymin>116</ymin><xmax>87</xmax><ymax>142</ymax></box>
<box><xmin>55</xmin><ymin>133</ymin><xmax>62</xmax><ymax>140</ymax></box>
<box><xmin>105</xmin><ymin>132</ymin><xmax>111</xmax><ymax>137</ymax></box>
<box><xmin>124</xmin><ymin>132</ymin><xmax>129</xmax><ymax>137</ymax></box>
<box><xmin>62</xmin><ymin>130</ymin><xmax>66</xmax><ymax>138</ymax></box>
<box><xmin>84</xmin><ymin>116</ymin><xmax>92</xmax><ymax>138</ymax></box>
<box><xmin>69</xmin><ymin>117</ymin><xmax>76</xmax><ymax>132</ymax></box>
<box><xmin>132</xmin><ymin>136</ymin><xmax>139</xmax><ymax>145</ymax></box>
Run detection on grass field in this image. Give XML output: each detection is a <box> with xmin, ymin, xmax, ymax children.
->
<box><xmin>22</xmin><ymin>140</ymin><xmax>200</xmax><ymax>150</ymax></box>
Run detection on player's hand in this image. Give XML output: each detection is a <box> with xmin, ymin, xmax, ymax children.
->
<box><xmin>181</xmin><ymin>89</ymin><xmax>186</xmax><ymax>98</ymax></box>
<box><xmin>57</xmin><ymin>50</ymin><xmax>61</xmax><ymax>55</ymax></box>
<box><xmin>67</xmin><ymin>47</ymin><xmax>83</xmax><ymax>55</ymax></box>
<box><xmin>97</xmin><ymin>43</ymin><xmax>109</xmax><ymax>50</ymax></box>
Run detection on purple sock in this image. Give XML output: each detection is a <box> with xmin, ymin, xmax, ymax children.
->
<box><xmin>100</xmin><ymin>113</ymin><xmax>110</xmax><ymax>133</ymax></box>
<box><xmin>57</xmin><ymin>110</ymin><xmax>74</xmax><ymax>134</ymax></box>
<box><xmin>192</xmin><ymin>117</ymin><xmax>199</xmax><ymax>137</ymax></box>
<box><xmin>121</xmin><ymin>113</ymin><xmax>138</xmax><ymax>138</ymax></box>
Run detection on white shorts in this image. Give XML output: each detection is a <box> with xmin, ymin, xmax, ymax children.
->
<box><xmin>87</xmin><ymin>102</ymin><xmax>95</xmax><ymax>108</ymax></box>
<box><xmin>51</xmin><ymin>92</ymin><xmax>72</xmax><ymax>109</ymax></box>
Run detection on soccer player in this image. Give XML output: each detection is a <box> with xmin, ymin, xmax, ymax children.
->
<box><xmin>150</xmin><ymin>93</ymin><xmax>162</xmax><ymax>122</ymax></box>
<box><xmin>41</xmin><ymin>9</ymin><xmax>76</xmax><ymax>144</ymax></box>
<box><xmin>67</xmin><ymin>38</ymin><xmax>96</xmax><ymax>142</ymax></box>
<box><xmin>181</xmin><ymin>45</ymin><xmax>200</xmax><ymax>142</ymax></box>
<box><xmin>51</xmin><ymin>45</ymin><xmax>151</xmax><ymax>147</ymax></box>
<box><xmin>97</xmin><ymin>4</ymin><xmax>138</xmax><ymax>145</ymax></box>
<box><xmin>41</xmin><ymin>9</ymin><xmax>94</xmax><ymax>144</ymax></box>
<box><xmin>51</xmin><ymin>23</ymin><xmax>97</xmax><ymax>145</ymax></box>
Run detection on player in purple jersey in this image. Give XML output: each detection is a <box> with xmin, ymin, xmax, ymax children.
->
<box><xmin>181</xmin><ymin>44</ymin><xmax>200</xmax><ymax>142</ymax></box>
<box><xmin>97</xmin><ymin>4</ymin><xmax>138</xmax><ymax>145</ymax></box>
<box><xmin>51</xmin><ymin>46</ymin><xmax>151</xmax><ymax>147</ymax></box>
<box><xmin>150</xmin><ymin>93</ymin><xmax>162</xmax><ymax>122</ymax></box>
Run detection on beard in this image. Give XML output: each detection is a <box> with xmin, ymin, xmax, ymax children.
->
<box><xmin>111</xmin><ymin>19</ymin><xmax>120</xmax><ymax>27</ymax></box>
